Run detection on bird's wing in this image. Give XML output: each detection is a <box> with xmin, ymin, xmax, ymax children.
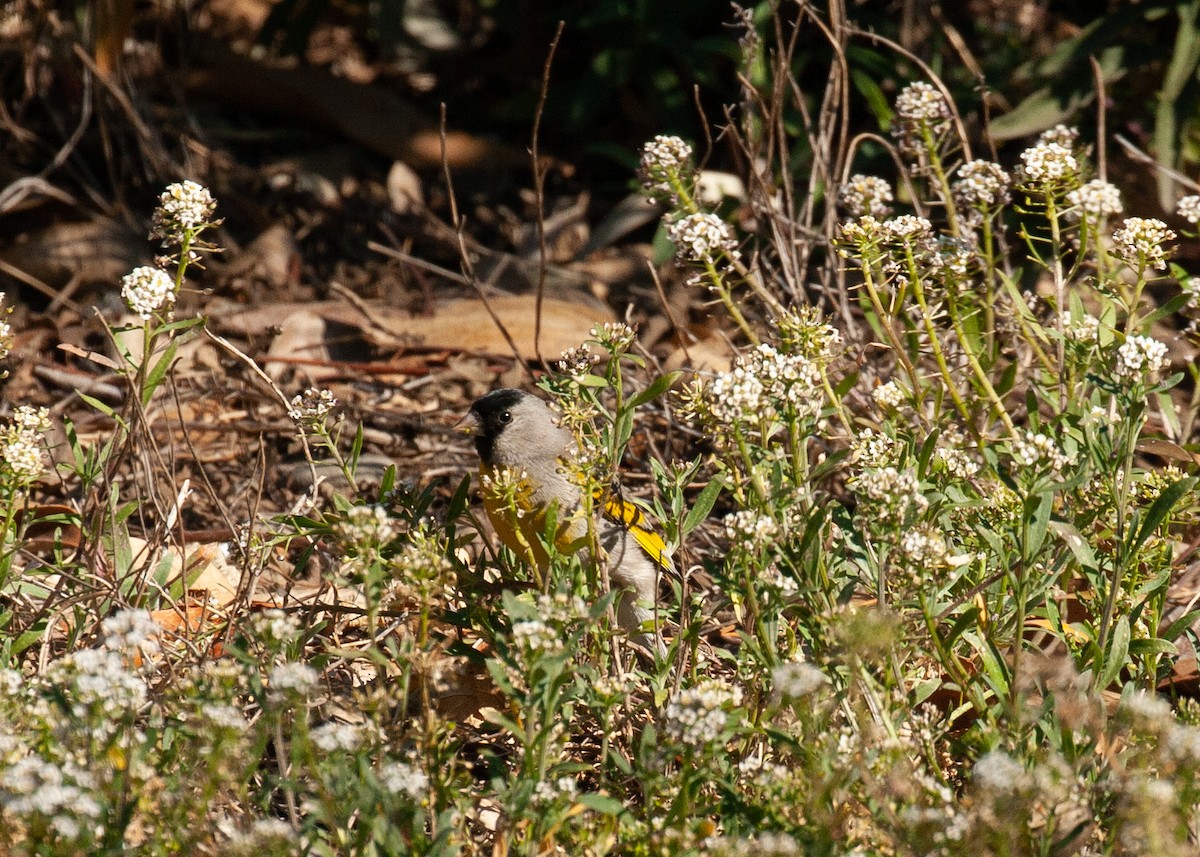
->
<box><xmin>598</xmin><ymin>490</ymin><xmax>673</xmax><ymax>572</ymax></box>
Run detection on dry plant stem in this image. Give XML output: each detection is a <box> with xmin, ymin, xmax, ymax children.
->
<box><xmin>1046</xmin><ymin>196</ymin><xmax>1068</xmax><ymax>410</ymax></box>
<box><xmin>438</xmin><ymin>105</ymin><xmax>533</xmax><ymax>384</ymax></box>
<box><xmin>529</xmin><ymin>21</ymin><xmax>565</xmax><ymax>369</ymax></box>
<box><xmin>201</xmin><ymin>328</ymin><xmax>323</xmax><ymax>509</ymax></box>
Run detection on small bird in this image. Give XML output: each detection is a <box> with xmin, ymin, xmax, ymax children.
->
<box><xmin>459</xmin><ymin>388</ymin><xmax>668</xmax><ymax>651</ymax></box>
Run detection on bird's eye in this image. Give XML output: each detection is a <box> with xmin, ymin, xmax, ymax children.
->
<box><xmin>498</xmin><ymin>410</ymin><xmax>512</xmax><ymax>424</ymax></box>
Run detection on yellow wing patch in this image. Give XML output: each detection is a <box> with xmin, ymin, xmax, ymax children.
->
<box><xmin>599</xmin><ymin>490</ymin><xmax>672</xmax><ymax>571</ymax></box>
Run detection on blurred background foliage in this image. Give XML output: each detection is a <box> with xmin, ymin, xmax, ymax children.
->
<box><xmin>212</xmin><ymin>0</ymin><xmax>1200</xmax><ymax>205</ymax></box>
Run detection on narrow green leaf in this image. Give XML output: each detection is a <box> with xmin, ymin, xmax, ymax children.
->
<box><xmin>682</xmin><ymin>477</ymin><xmax>724</xmax><ymax>535</ymax></box>
<box><xmin>1100</xmin><ymin>615</ymin><xmax>1131</xmax><ymax>689</ymax></box>
<box><xmin>628</xmin><ymin>371</ymin><xmax>681</xmax><ymax>409</ymax></box>
<box><xmin>1132</xmin><ymin>477</ymin><xmax>1197</xmax><ymax>555</ymax></box>
<box><xmin>141</xmin><ymin>339</ymin><xmax>180</xmax><ymax>405</ymax></box>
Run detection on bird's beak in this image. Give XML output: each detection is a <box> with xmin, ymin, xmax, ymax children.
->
<box><xmin>455</xmin><ymin>410</ymin><xmax>481</xmax><ymax>436</ymax></box>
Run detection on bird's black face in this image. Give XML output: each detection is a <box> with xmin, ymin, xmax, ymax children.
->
<box><xmin>465</xmin><ymin>388</ymin><xmax>529</xmax><ymax>464</ymax></box>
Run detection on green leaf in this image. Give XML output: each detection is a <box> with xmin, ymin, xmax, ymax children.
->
<box><xmin>577</xmin><ymin>793</ymin><xmax>626</xmax><ymax>816</ymax></box>
<box><xmin>628</xmin><ymin>371</ymin><xmax>681</xmax><ymax>410</ymax></box>
<box><xmin>682</xmin><ymin>477</ymin><xmax>723</xmax><ymax>535</ymax></box>
<box><xmin>1132</xmin><ymin>477</ymin><xmax>1197</xmax><ymax>556</ymax></box>
<box><xmin>1100</xmin><ymin>615</ymin><xmax>1131</xmax><ymax>689</ymax></box>
<box><xmin>77</xmin><ymin>392</ymin><xmax>120</xmax><ymax>421</ymax></box>
<box><xmin>141</xmin><ymin>339</ymin><xmax>180</xmax><ymax>405</ymax></box>
<box><xmin>1048</xmin><ymin>521</ymin><xmax>1098</xmax><ymax>573</ymax></box>
<box><xmin>1155</xmin><ymin>0</ymin><xmax>1200</xmax><ymax>208</ymax></box>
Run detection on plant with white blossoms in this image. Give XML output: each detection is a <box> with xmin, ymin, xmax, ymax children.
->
<box><xmin>1016</xmin><ymin>140</ymin><xmax>1079</xmax><ymax>188</ymax></box>
<box><xmin>0</xmin><ymin>405</ymin><xmax>50</xmax><ymax>488</ymax></box>
<box><xmin>1111</xmin><ymin>217</ymin><xmax>1176</xmax><ymax>272</ymax></box>
<box><xmin>1011</xmin><ymin>430</ymin><xmax>1071</xmax><ymax>474</ymax></box>
<box><xmin>1176</xmin><ymin>194</ymin><xmax>1200</xmax><ymax>226</ymax></box>
<box><xmin>121</xmin><ymin>265</ymin><xmax>177</xmax><ymax>320</ymax></box>
<box><xmin>1114</xmin><ymin>335</ymin><xmax>1170</xmax><ymax>383</ymax></box>
<box><xmin>668</xmin><ymin>211</ymin><xmax>740</xmax><ymax>266</ymax></box>
<box><xmin>838</xmin><ymin>174</ymin><xmax>894</xmax><ymax>218</ymax></box>
<box><xmin>663</xmin><ymin>678</ymin><xmax>744</xmax><ymax>747</ymax></box>
<box><xmin>637</xmin><ymin>134</ymin><xmax>694</xmax><ymax>203</ymax></box>
<box><xmin>1067</xmin><ymin>179</ymin><xmax>1123</xmax><ymax>219</ymax></box>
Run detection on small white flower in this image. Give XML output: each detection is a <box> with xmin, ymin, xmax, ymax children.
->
<box><xmin>872</xmin><ymin>380</ymin><xmax>905</xmax><ymax>410</ymax></box>
<box><xmin>288</xmin><ymin>388</ymin><xmax>337</xmax><ymax>425</ymax></box>
<box><xmin>667</xmin><ymin>212</ymin><xmax>739</xmax><ymax>265</ymax></box>
<box><xmin>0</xmin><ymin>405</ymin><xmax>50</xmax><ymax>486</ymax></box>
<box><xmin>772</xmin><ymin>658</ymin><xmax>826</xmax><ymax>700</ymax></box>
<box><xmin>973</xmin><ymin>749</ymin><xmax>1025</xmax><ymax>793</ymax></box>
<box><xmin>590</xmin><ymin>321</ymin><xmax>636</xmax><ymax>351</ymax></box>
<box><xmin>311</xmin><ymin>721</ymin><xmax>362</xmax><ymax>752</ymax></box>
<box><xmin>838</xmin><ymin>174</ymin><xmax>893</xmax><ymax>218</ymax></box>
<box><xmin>954</xmin><ymin>160</ymin><xmax>1010</xmax><ymax>210</ymax></box>
<box><xmin>899</xmin><ymin>524</ymin><xmax>949</xmax><ymax>566</ymax></box>
<box><xmin>1011</xmin><ymin>430</ymin><xmax>1071</xmax><ymax>473</ymax></box>
<box><xmin>268</xmin><ymin>662</ymin><xmax>319</xmax><ymax>698</ymax></box>
<box><xmin>638</xmin><ymin>135</ymin><xmax>693</xmax><ymax>200</ymax></box>
<box><xmin>121</xmin><ymin>266</ymin><xmax>177</xmax><ymax>319</ymax></box>
<box><xmin>379</xmin><ymin>760</ymin><xmax>428</xmax><ymax>799</ymax></box>
<box><xmin>152</xmin><ymin>180</ymin><xmax>218</xmax><ymax>244</ymax></box>
<box><xmin>1114</xmin><ymin>335</ymin><xmax>1170</xmax><ymax>383</ymax></box>
<box><xmin>883</xmin><ymin>214</ymin><xmax>935</xmax><ymax>243</ymax></box>
<box><xmin>511</xmin><ymin>618</ymin><xmax>564</xmax><ymax>656</ymax></box>
<box><xmin>663</xmin><ymin>679</ymin><xmax>743</xmax><ymax>746</ymax></box>
<box><xmin>1112</xmin><ymin>217</ymin><xmax>1176</xmax><ymax>271</ymax></box>
<box><xmin>893</xmin><ymin>81</ymin><xmax>951</xmax><ymax>127</ymax></box>
<box><xmin>1067</xmin><ymin>179</ymin><xmax>1123</xmax><ymax>218</ymax></box>
<box><xmin>1176</xmin><ymin>194</ymin><xmax>1200</xmax><ymax>225</ymax></box>
<box><xmin>1017</xmin><ymin>141</ymin><xmax>1078</xmax><ymax>186</ymax></box>
<box><xmin>723</xmin><ymin>510</ymin><xmax>779</xmax><ymax>544</ymax></box>
<box><xmin>335</xmin><ymin>505</ymin><xmax>396</xmax><ymax>553</ymax></box>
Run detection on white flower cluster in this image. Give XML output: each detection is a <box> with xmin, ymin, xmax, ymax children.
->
<box><xmin>379</xmin><ymin>760</ymin><xmax>429</xmax><ymax>799</ymax></box>
<box><xmin>743</xmin><ymin>343</ymin><xmax>823</xmax><ymax>419</ymax></box>
<box><xmin>954</xmin><ymin>160</ymin><xmax>1010</xmax><ymax>211</ymax></box>
<box><xmin>121</xmin><ymin>265</ymin><xmax>176</xmax><ymax>319</ymax></box>
<box><xmin>0</xmin><ymin>405</ymin><xmax>50</xmax><ymax>486</ymax></box>
<box><xmin>1062</xmin><ymin>312</ymin><xmax>1101</xmax><ymax>343</ymax></box>
<box><xmin>705</xmin><ymin>366</ymin><xmax>767</xmax><ymax>429</ymax></box>
<box><xmin>663</xmin><ymin>678</ymin><xmax>743</xmax><ymax>746</ymax></box>
<box><xmin>1114</xmin><ymin>334</ymin><xmax>1170</xmax><ymax>383</ymax></box>
<box><xmin>1011</xmin><ymin>430</ymin><xmax>1071</xmax><ymax>473</ymax></box>
<box><xmin>1017</xmin><ymin>141</ymin><xmax>1078</xmax><ymax>186</ymax></box>
<box><xmin>532</xmin><ymin>775</ymin><xmax>579</xmax><ymax>805</ymax></box>
<box><xmin>638</xmin><ymin>135</ymin><xmax>693</xmax><ymax>199</ymax></box>
<box><xmin>251</xmin><ymin>608</ymin><xmax>303</xmax><ymax>646</ymax></box>
<box><xmin>1176</xmin><ymin>194</ymin><xmax>1200</xmax><ymax>225</ymax></box>
<box><xmin>723</xmin><ymin>510</ymin><xmax>779</xmax><ymax>545</ymax></box>
<box><xmin>772</xmin><ymin>658</ymin><xmax>826</xmax><ymax>700</ymax></box>
<box><xmin>872</xmin><ymin>380</ymin><xmax>906</xmax><ymax>410</ymax></box>
<box><xmin>335</xmin><ymin>505</ymin><xmax>396</xmax><ymax>554</ymax></box>
<box><xmin>1039</xmin><ymin>124</ymin><xmax>1079</xmax><ymax>148</ymax></box>
<box><xmin>101</xmin><ymin>608</ymin><xmax>160</xmax><ymax>657</ymax></box>
<box><xmin>850</xmin><ymin>466</ymin><xmax>928</xmax><ymax>520</ymax></box>
<box><xmin>1067</xmin><ymin>179</ymin><xmax>1123</xmax><ymax>218</ymax></box>
<box><xmin>590</xmin><ymin>321</ymin><xmax>637</xmax><ymax>352</ymax></box>
<box><xmin>934</xmin><ymin>445</ymin><xmax>980</xmax><ymax>480</ymax></box>
<box><xmin>973</xmin><ymin>749</ymin><xmax>1025</xmax><ymax>793</ymax></box>
<box><xmin>667</xmin><ymin>212</ymin><xmax>739</xmax><ymax>266</ymax></box>
<box><xmin>851</xmin><ymin>428</ymin><xmax>901</xmax><ymax>468</ymax></box>
<box><xmin>840</xmin><ymin>214</ymin><xmax>884</xmax><ymax>249</ymax></box>
<box><xmin>44</xmin><ymin>645</ymin><xmax>149</xmax><ymax>723</ymax></box>
<box><xmin>288</xmin><ymin>387</ymin><xmax>337</xmax><ymax>426</ymax></box>
<box><xmin>267</xmin><ymin>662</ymin><xmax>319</xmax><ymax>699</ymax></box>
<box><xmin>883</xmin><ymin>214</ymin><xmax>935</xmax><ymax>244</ymax></box>
<box><xmin>1112</xmin><ymin>217</ymin><xmax>1176</xmax><ymax>271</ymax></box>
<box><xmin>511</xmin><ymin>618</ymin><xmax>564</xmax><ymax>656</ymax></box>
<box><xmin>893</xmin><ymin>81</ymin><xmax>951</xmax><ymax>128</ymax></box>
<box><xmin>899</xmin><ymin>523</ymin><xmax>950</xmax><ymax>567</ymax></box>
<box><xmin>0</xmin><ymin>755</ymin><xmax>102</xmax><ymax>840</ymax></box>
<box><xmin>557</xmin><ymin>342</ymin><xmax>601</xmax><ymax>380</ymax></box>
<box><xmin>311</xmin><ymin>721</ymin><xmax>363</xmax><ymax>753</ymax></box>
<box><xmin>151</xmin><ymin>179</ymin><xmax>218</xmax><ymax>245</ymax></box>
<box><xmin>226</xmin><ymin>819</ymin><xmax>296</xmax><ymax>855</ymax></box>
<box><xmin>838</xmin><ymin>174</ymin><xmax>893</xmax><ymax>218</ymax></box>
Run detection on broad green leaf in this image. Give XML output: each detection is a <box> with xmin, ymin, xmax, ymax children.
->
<box><xmin>1100</xmin><ymin>615</ymin><xmax>1131</xmax><ymax>689</ymax></box>
<box><xmin>682</xmin><ymin>477</ymin><xmax>723</xmax><ymax>535</ymax></box>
